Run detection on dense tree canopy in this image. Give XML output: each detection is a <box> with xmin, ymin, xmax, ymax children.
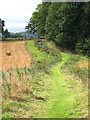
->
<box><xmin>26</xmin><ymin>2</ymin><xmax>90</xmax><ymax>55</ymax></box>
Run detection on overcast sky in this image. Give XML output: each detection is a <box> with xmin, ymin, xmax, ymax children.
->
<box><xmin>0</xmin><ymin>0</ymin><xmax>42</xmax><ymax>33</ymax></box>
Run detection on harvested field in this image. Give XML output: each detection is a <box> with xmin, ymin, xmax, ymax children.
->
<box><xmin>0</xmin><ymin>41</ymin><xmax>32</xmax><ymax>71</ymax></box>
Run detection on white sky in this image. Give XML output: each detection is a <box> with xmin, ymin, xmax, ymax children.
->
<box><xmin>0</xmin><ymin>0</ymin><xmax>42</xmax><ymax>33</ymax></box>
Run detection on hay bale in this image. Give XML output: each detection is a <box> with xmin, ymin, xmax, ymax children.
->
<box><xmin>6</xmin><ymin>51</ymin><xmax>11</xmax><ymax>56</ymax></box>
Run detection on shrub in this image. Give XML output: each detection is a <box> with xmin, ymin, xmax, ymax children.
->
<box><xmin>34</xmin><ymin>39</ymin><xmax>62</xmax><ymax>61</ymax></box>
<box><xmin>75</xmin><ymin>38</ymin><xmax>90</xmax><ymax>55</ymax></box>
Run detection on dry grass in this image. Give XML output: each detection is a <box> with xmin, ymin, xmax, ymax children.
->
<box><xmin>2</xmin><ymin>68</ymin><xmax>32</xmax><ymax>101</ymax></box>
<box><xmin>76</xmin><ymin>60</ymin><xmax>88</xmax><ymax>69</ymax></box>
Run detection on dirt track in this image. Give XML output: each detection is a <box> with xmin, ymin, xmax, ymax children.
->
<box><xmin>0</xmin><ymin>41</ymin><xmax>32</xmax><ymax>71</ymax></box>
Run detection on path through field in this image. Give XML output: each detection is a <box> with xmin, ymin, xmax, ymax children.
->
<box><xmin>26</xmin><ymin>41</ymin><xmax>88</xmax><ymax>118</ymax></box>
<box><xmin>2</xmin><ymin>40</ymin><xmax>88</xmax><ymax>118</ymax></box>
<box><xmin>0</xmin><ymin>41</ymin><xmax>32</xmax><ymax>71</ymax></box>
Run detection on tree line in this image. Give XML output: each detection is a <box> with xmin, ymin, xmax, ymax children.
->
<box><xmin>26</xmin><ymin>2</ymin><xmax>90</xmax><ymax>55</ymax></box>
<box><xmin>1</xmin><ymin>20</ymin><xmax>23</xmax><ymax>39</ymax></box>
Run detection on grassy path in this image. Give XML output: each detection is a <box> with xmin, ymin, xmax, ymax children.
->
<box><xmin>27</xmin><ymin>40</ymin><xmax>88</xmax><ymax>118</ymax></box>
<box><xmin>2</xmin><ymin>40</ymin><xmax>88</xmax><ymax>118</ymax></box>
<box><xmin>45</xmin><ymin>54</ymin><xmax>74</xmax><ymax>118</ymax></box>
<box><xmin>39</xmin><ymin>53</ymin><xmax>88</xmax><ymax>118</ymax></box>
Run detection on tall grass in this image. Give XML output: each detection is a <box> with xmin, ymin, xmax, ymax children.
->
<box><xmin>61</xmin><ymin>55</ymin><xmax>88</xmax><ymax>85</ymax></box>
<box><xmin>2</xmin><ymin>39</ymin><xmax>62</xmax><ymax>118</ymax></box>
<box><xmin>27</xmin><ymin>39</ymin><xmax>62</xmax><ymax>74</ymax></box>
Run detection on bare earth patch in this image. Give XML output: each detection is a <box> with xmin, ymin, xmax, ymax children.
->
<box><xmin>0</xmin><ymin>41</ymin><xmax>32</xmax><ymax>71</ymax></box>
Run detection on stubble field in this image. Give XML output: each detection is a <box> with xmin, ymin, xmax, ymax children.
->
<box><xmin>0</xmin><ymin>41</ymin><xmax>32</xmax><ymax>71</ymax></box>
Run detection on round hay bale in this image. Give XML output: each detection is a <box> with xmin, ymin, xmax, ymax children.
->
<box><xmin>6</xmin><ymin>51</ymin><xmax>11</xmax><ymax>56</ymax></box>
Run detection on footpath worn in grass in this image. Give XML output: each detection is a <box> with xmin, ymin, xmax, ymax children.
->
<box><xmin>2</xmin><ymin>40</ymin><xmax>88</xmax><ymax>118</ymax></box>
<box><xmin>43</xmin><ymin>56</ymin><xmax>88</xmax><ymax>118</ymax></box>
<box><xmin>27</xmin><ymin>40</ymin><xmax>88</xmax><ymax>118</ymax></box>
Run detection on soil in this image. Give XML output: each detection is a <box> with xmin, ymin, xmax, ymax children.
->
<box><xmin>0</xmin><ymin>41</ymin><xmax>32</xmax><ymax>71</ymax></box>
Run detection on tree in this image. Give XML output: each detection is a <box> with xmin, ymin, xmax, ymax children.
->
<box><xmin>3</xmin><ymin>29</ymin><xmax>10</xmax><ymax>38</ymax></box>
<box><xmin>26</xmin><ymin>2</ymin><xmax>90</xmax><ymax>55</ymax></box>
<box><xmin>14</xmin><ymin>33</ymin><xmax>23</xmax><ymax>38</ymax></box>
<box><xmin>2</xmin><ymin>20</ymin><xmax>5</xmax><ymax>36</ymax></box>
<box><xmin>45</xmin><ymin>3</ymin><xmax>62</xmax><ymax>40</ymax></box>
<box><xmin>26</xmin><ymin>11</ymin><xmax>38</xmax><ymax>34</ymax></box>
<box><xmin>55</xmin><ymin>3</ymin><xmax>85</xmax><ymax>50</ymax></box>
<box><xmin>26</xmin><ymin>3</ymin><xmax>51</xmax><ymax>36</ymax></box>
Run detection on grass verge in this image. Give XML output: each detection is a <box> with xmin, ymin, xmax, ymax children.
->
<box><xmin>2</xmin><ymin>39</ymin><xmax>88</xmax><ymax>118</ymax></box>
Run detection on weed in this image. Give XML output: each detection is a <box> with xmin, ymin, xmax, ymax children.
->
<box><xmin>4</xmin><ymin>82</ymin><xmax>11</xmax><ymax>93</ymax></box>
<box><xmin>2</xmin><ymin>112</ymin><xmax>14</xmax><ymax>119</ymax></box>
<box><xmin>16</xmin><ymin>66</ymin><xmax>22</xmax><ymax>80</ymax></box>
<box><xmin>2</xmin><ymin>40</ymin><xmax>88</xmax><ymax>118</ymax></box>
<box><xmin>62</xmin><ymin>55</ymin><xmax>88</xmax><ymax>84</ymax></box>
<box><xmin>2</xmin><ymin>71</ymin><xmax>7</xmax><ymax>80</ymax></box>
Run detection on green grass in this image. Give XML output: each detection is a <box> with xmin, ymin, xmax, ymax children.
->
<box><xmin>26</xmin><ymin>40</ymin><xmax>88</xmax><ymax>118</ymax></box>
<box><xmin>62</xmin><ymin>54</ymin><xmax>88</xmax><ymax>84</ymax></box>
<box><xmin>27</xmin><ymin>40</ymin><xmax>47</xmax><ymax>61</ymax></box>
<box><xmin>43</xmin><ymin>59</ymin><xmax>87</xmax><ymax>118</ymax></box>
<box><xmin>2</xmin><ymin>39</ymin><xmax>88</xmax><ymax>118</ymax></box>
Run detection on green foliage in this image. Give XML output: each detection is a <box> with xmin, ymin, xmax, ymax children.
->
<box><xmin>3</xmin><ymin>29</ymin><xmax>10</xmax><ymax>38</ymax></box>
<box><xmin>4</xmin><ymin>82</ymin><xmax>11</xmax><ymax>93</ymax></box>
<box><xmin>26</xmin><ymin>3</ymin><xmax>51</xmax><ymax>36</ymax></box>
<box><xmin>16</xmin><ymin>66</ymin><xmax>22</xmax><ymax>80</ymax></box>
<box><xmin>14</xmin><ymin>33</ymin><xmax>23</xmax><ymax>38</ymax></box>
<box><xmin>2</xmin><ymin>113</ymin><xmax>13</xmax><ymax>119</ymax></box>
<box><xmin>62</xmin><ymin>55</ymin><xmax>88</xmax><ymax>84</ymax></box>
<box><xmin>26</xmin><ymin>3</ymin><xmax>90</xmax><ymax>55</ymax></box>
<box><xmin>75</xmin><ymin>37</ymin><xmax>90</xmax><ymax>55</ymax></box>
<box><xmin>34</xmin><ymin>40</ymin><xmax>61</xmax><ymax>59</ymax></box>
<box><xmin>45</xmin><ymin>3</ymin><xmax>62</xmax><ymax>40</ymax></box>
<box><xmin>34</xmin><ymin>39</ymin><xmax>62</xmax><ymax>61</ymax></box>
<box><xmin>27</xmin><ymin>40</ymin><xmax>62</xmax><ymax>75</ymax></box>
<box><xmin>2</xmin><ymin>40</ymin><xmax>88</xmax><ymax>118</ymax></box>
<box><xmin>26</xmin><ymin>12</ymin><xmax>38</xmax><ymax>34</ymax></box>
